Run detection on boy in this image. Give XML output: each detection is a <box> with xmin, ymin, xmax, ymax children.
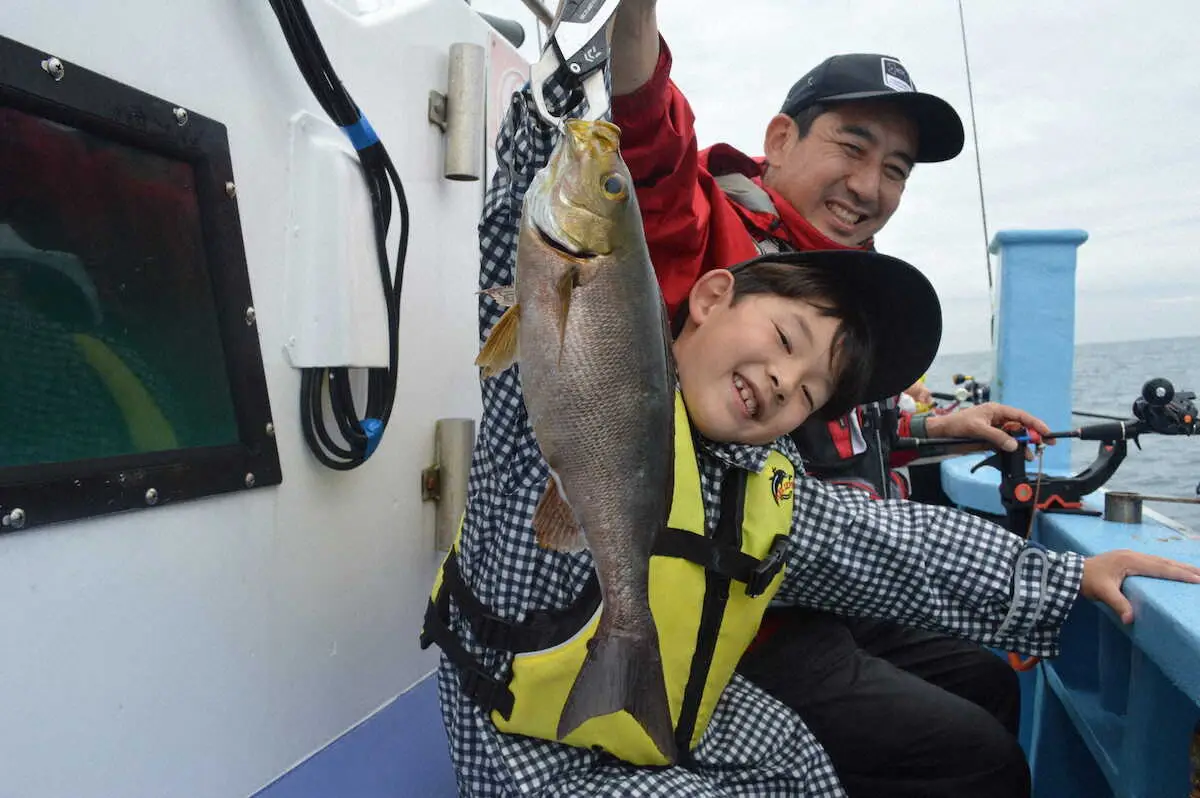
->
<box><xmin>423</xmin><ymin>79</ymin><xmax>1200</xmax><ymax>798</ymax></box>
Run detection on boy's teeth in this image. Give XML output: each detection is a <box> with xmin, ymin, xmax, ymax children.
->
<box><xmin>733</xmin><ymin>374</ymin><xmax>758</xmax><ymax>417</ymax></box>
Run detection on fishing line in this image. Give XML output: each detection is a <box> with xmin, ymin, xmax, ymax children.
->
<box><xmin>957</xmin><ymin>0</ymin><xmax>996</xmax><ymax>347</ymax></box>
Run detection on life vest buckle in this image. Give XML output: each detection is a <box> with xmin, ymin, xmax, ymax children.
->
<box><xmin>473</xmin><ymin>612</ymin><xmax>517</xmax><ymax>650</ymax></box>
<box><xmin>459</xmin><ymin>662</ymin><xmax>516</xmax><ymax>720</ymax></box>
<box><xmin>745</xmin><ymin>534</ymin><xmax>789</xmax><ymax>597</ymax></box>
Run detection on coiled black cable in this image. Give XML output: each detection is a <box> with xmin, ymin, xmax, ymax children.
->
<box><xmin>267</xmin><ymin>0</ymin><xmax>410</xmax><ymax>470</ymax></box>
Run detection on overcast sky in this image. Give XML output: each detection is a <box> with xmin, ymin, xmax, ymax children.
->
<box><xmin>473</xmin><ymin>0</ymin><xmax>1200</xmax><ymax>354</ymax></box>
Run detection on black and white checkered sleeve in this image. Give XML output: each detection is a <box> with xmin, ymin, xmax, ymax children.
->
<box><xmin>775</xmin><ymin>477</ymin><xmax>1085</xmax><ymax>657</ymax></box>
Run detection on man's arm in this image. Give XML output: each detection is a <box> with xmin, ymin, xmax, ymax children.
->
<box><xmin>610</xmin><ymin>0</ymin><xmax>660</xmax><ymax>97</ymax></box>
<box><xmin>773</xmin><ymin>477</ymin><xmax>1200</xmax><ymax>656</ymax></box>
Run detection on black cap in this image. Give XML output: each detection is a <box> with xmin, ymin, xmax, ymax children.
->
<box><xmin>780</xmin><ymin>54</ymin><xmax>964</xmax><ymax>163</ymax></box>
<box><xmin>729</xmin><ymin>249</ymin><xmax>943</xmax><ymax>407</ymax></box>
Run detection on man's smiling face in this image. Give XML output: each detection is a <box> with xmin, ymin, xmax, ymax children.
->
<box><xmin>762</xmin><ymin>100</ymin><xmax>917</xmax><ymax>246</ymax></box>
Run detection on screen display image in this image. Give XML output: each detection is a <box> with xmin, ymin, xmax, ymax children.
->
<box><xmin>0</xmin><ymin>105</ymin><xmax>240</xmax><ymax>469</ymax></box>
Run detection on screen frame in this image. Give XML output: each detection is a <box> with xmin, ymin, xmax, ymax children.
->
<box><xmin>0</xmin><ymin>34</ymin><xmax>282</xmax><ymax>532</ymax></box>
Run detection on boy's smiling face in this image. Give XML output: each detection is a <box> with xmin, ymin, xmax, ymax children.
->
<box><xmin>674</xmin><ymin>269</ymin><xmax>844</xmax><ymax>446</ymax></box>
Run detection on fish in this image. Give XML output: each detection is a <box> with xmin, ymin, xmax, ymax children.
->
<box><xmin>476</xmin><ymin>118</ymin><xmax>677</xmax><ymax>763</ymax></box>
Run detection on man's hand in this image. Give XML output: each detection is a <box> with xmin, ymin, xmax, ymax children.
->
<box><xmin>1082</xmin><ymin>550</ymin><xmax>1200</xmax><ymax>623</ymax></box>
<box><xmin>924</xmin><ymin>402</ymin><xmax>1052</xmax><ymax>452</ymax></box>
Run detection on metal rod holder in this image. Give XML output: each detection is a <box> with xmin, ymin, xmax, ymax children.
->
<box><xmin>440</xmin><ymin>42</ymin><xmax>485</xmax><ymax>182</ymax></box>
<box><xmin>1104</xmin><ymin>491</ymin><xmax>1143</xmax><ymax>524</ymax></box>
<box><xmin>1104</xmin><ymin>490</ymin><xmax>1200</xmax><ymax>524</ymax></box>
<box><xmin>423</xmin><ymin>418</ymin><xmax>475</xmax><ymax>552</ymax></box>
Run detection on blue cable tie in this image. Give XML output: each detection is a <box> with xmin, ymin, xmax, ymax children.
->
<box><xmin>362</xmin><ymin>418</ymin><xmax>384</xmax><ymax>458</ymax></box>
<box><xmin>340</xmin><ymin>111</ymin><xmax>379</xmax><ymax>151</ymax></box>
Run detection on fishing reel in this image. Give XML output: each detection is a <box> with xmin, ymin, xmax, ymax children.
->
<box><xmin>1131</xmin><ymin>377</ymin><xmax>1198</xmax><ymax>437</ymax></box>
<box><xmin>930</xmin><ymin>374</ymin><xmax>991</xmax><ymax>407</ymax></box>
<box><xmin>971</xmin><ymin>378</ymin><xmax>1197</xmax><ymax>535</ymax></box>
<box><xmin>952</xmin><ymin>373</ymin><xmax>991</xmax><ymax>405</ymax></box>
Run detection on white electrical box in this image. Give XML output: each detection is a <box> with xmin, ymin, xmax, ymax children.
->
<box><xmin>283</xmin><ymin>110</ymin><xmax>390</xmax><ymax>370</ymax></box>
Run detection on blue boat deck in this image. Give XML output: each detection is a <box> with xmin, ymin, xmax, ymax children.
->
<box><xmin>253</xmin><ymin>675</ymin><xmax>458</xmax><ymax>798</ymax></box>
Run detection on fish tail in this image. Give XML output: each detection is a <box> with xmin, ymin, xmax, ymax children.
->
<box><xmin>556</xmin><ymin>621</ymin><xmax>678</xmax><ymax>764</ymax></box>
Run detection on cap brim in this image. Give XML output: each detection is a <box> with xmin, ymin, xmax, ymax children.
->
<box><xmin>732</xmin><ymin>249</ymin><xmax>943</xmax><ymax>405</ymax></box>
<box><xmin>822</xmin><ymin>90</ymin><xmax>965</xmax><ymax>163</ymax></box>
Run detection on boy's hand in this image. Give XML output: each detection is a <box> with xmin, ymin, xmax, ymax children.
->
<box><xmin>924</xmin><ymin>402</ymin><xmax>1052</xmax><ymax>453</ymax></box>
<box><xmin>1082</xmin><ymin>550</ymin><xmax>1200</xmax><ymax>623</ymax></box>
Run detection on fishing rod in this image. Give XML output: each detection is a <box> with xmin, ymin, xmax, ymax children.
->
<box><xmin>955</xmin><ymin>0</ymin><xmax>995</xmax><ymax>348</ymax></box>
<box><xmin>899</xmin><ymin>378</ymin><xmax>1199</xmax><ymax>536</ymax></box>
<box><xmin>926</xmin><ymin>373</ymin><xmax>1138</xmax><ymax>423</ymax></box>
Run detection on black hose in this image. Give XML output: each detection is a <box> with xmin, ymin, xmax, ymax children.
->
<box><xmin>267</xmin><ymin>0</ymin><xmax>411</xmax><ymax>470</ymax></box>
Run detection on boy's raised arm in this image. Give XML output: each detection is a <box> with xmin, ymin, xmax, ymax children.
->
<box><xmin>611</xmin><ymin>0</ymin><xmax>660</xmax><ymax>97</ymax></box>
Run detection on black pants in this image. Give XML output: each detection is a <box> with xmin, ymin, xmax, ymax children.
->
<box><xmin>738</xmin><ymin>608</ymin><xmax>1029</xmax><ymax>798</ymax></box>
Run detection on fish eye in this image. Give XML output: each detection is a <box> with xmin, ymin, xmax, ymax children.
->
<box><xmin>601</xmin><ymin>173</ymin><xmax>627</xmax><ymax>199</ymax></box>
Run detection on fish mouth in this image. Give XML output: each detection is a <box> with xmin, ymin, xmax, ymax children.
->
<box><xmin>536</xmin><ymin>224</ymin><xmax>599</xmax><ymax>260</ymax></box>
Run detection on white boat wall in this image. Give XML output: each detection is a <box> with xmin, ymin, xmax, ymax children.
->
<box><xmin>0</xmin><ymin>1</ymin><xmax>531</xmax><ymax>795</ymax></box>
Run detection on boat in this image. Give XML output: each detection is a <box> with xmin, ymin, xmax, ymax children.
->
<box><xmin>1</xmin><ymin>2</ymin><xmax>1197</xmax><ymax>796</ymax></box>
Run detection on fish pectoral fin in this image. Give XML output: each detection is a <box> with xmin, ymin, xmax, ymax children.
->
<box><xmin>479</xmin><ymin>284</ymin><xmax>517</xmax><ymax>308</ymax></box>
<box><xmin>554</xmin><ymin>267</ymin><xmax>577</xmax><ymax>356</ymax></box>
<box><xmin>552</xmin><ymin>261</ymin><xmax>604</xmax><ymax>363</ymax></box>
<box><xmin>475</xmin><ymin>304</ymin><xmax>521</xmax><ymax>378</ymax></box>
<box><xmin>533</xmin><ymin>477</ymin><xmax>586</xmax><ymax>553</ymax></box>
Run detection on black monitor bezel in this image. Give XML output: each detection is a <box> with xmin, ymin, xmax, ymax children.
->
<box><xmin>0</xmin><ymin>34</ymin><xmax>282</xmax><ymax>532</ymax></box>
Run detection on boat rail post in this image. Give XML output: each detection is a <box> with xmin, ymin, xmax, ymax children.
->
<box><xmin>989</xmin><ymin>229</ymin><xmax>1089</xmax><ymax>474</ymax></box>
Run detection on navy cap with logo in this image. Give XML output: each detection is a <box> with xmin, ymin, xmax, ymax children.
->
<box><xmin>780</xmin><ymin>54</ymin><xmax>965</xmax><ymax>163</ymax></box>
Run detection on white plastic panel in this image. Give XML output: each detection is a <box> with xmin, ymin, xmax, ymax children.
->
<box><xmin>283</xmin><ymin>111</ymin><xmax>389</xmax><ymax>369</ymax></box>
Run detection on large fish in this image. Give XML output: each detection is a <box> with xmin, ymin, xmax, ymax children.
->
<box><xmin>476</xmin><ymin>119</ymin><xmax>676</xmax><ymax>763</ymax></box>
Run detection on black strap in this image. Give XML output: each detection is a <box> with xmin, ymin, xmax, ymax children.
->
<box><xmin>419</xmin><ymin>549</ymin><xmax>603</xmax><ymax>719</ymax></box>
<box><xmin>419</xmin><ymin>572</ymin><xmax>516</xmax><ymax>719</ymax></box>
<box><xmin>654</xmin><ymin>528</ymin><xmax>789</xmax><ymax>598</ymax></box>
<box><xmin>437</xmin><ymin>551</ymin><xmax>602</xmax><ymax>653</ymax></box>
<box><xmin>673</xmin><ymin>470</ymin><xmax>744</xmax><ymax>755</ymax></box>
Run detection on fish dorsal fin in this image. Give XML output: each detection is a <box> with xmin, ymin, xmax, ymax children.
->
<box><xmin>533</xmin><ymin>475</ymin><xmax>586</xmax><ymax>552</ymax></box>
<box><xmin>475</xmin><ymin>303</ymin><xmax>521</xmax><ymax>378</ymax></box>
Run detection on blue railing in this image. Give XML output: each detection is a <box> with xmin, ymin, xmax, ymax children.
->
<box><xmin>943</xmin><ymin>230</ymin><xmax>1200</xmax><ymax>798</ymax></box>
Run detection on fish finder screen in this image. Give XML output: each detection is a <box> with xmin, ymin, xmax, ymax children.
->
<box><xmin>0</xmin><ymin>105</ymin><xmax>240</xmax><ymax>468</ymax></box>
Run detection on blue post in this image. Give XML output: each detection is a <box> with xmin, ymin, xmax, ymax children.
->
<box><xmin>989</xmin><ymin>230</ymin><xmax>1088</xmax><ymax>473</ymax></box>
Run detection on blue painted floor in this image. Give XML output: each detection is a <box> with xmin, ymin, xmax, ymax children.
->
<box><xmin>254</xmin><ymin>676</ymin><xmax>458</xmax><ymax>798</ymax></box>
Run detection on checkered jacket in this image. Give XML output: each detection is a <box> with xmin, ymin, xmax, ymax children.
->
<box><xmin>435</xmin><ymin>73</ymin><xmax>1084</xmax><ymax>798</ymax></box>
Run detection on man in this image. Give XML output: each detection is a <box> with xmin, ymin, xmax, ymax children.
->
<box><xmin>608</xmin><ymin>3</ymin><xmax>1043</xmax><ymax>795</ymax></box>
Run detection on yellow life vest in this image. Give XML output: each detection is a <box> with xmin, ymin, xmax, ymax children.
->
<box><xmin>421</xmin><ymin>393</ymin><xmax>795</xmax><ymax>766</ymax></box>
